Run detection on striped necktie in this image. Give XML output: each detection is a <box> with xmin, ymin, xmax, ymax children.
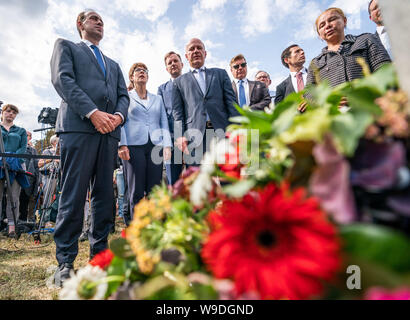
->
<box><xmin>296</xmin><ymin>71</ymin><xmax>304</xmax><ymax>92</ymax></box>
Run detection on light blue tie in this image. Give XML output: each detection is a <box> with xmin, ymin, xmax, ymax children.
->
<box><xmin>239</xmin><ymin>80</ymin><xmax>246</xmax><ymax>107</ymax></box>
<box><xmin>195</xmin><ymin>69</ymin><xmax>206</xmax><ymax>94</ymax></box>
<box><xmin>90</xmin><ymin>44</ymin><xmax>106</xmax><ymax>77</ymax></box>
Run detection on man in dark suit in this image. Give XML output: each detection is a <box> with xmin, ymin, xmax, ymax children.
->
<box><xmin>230</xmin><ymin>54</ymin><xmax>271</xmax><ymax>111</ymax></box>
<box><xmin>274</xmin><ymin>44</ymin><xmax>307</xmax><ymax>105</ymax></box>
<box><xmin>157</xmin><ymin>51</ymin><xmax>184</xmax><ymax>185</ymax></box>
<box><xmin>255</xmin><ymin>70</ymin><xmax>275</xmax><ymax>103</ymax></box>
<box><xmin>50</xmin><ymin>9</ymin><xmax>129</xmax><ymax>286</ymax></box>
<box><xmin>172</xmin><ymin>38</ymin><xmax>239</xmax><ymax>166</ymax></box>
<box><xmin>368</xmin><ymin>0</ymin><xmax>392</xmax><ymax>58</ymax></box>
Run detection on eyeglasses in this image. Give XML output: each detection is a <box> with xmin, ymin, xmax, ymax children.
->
<box><xmin>134</xmin><ymin>68</ymin><xmax>148</xmax><ymax>74</ymax></box>
<box><xmin>256</xmin><ymin>75</ymin><xmax>269</xmax><ymax>80</ymax></box>
<box><xmin>232</xmin><ymin>62</ymin><xmax>247</xmax><ymax>70</ymax></box>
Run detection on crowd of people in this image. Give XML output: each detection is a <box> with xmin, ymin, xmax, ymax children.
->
<box><xmin>0</xmin><ymin>0</ymin><xmax>393</xmax><ymax>287</ymax></box>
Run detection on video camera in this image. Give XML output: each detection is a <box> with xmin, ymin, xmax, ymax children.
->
<box><xmin>37</xmin><ymin>107</ymin><xmax>59</xmax><ymax>125</ymax></box>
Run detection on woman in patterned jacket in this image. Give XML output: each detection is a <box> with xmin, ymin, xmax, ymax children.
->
<box><xmin>306</xmin><ymin>7</ymin><xmax>391</xmax><ymax>104</ymax></box>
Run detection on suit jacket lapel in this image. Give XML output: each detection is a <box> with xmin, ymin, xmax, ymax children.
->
<box><xmin>248</xmin><ymin>80</ymin><xmax>255</xmax><ymax>99</ymax></box>
<box><xmin>102</xmin><ymin>53</ymin><xmax>110</xmax><ymax>79</ymax></box>
<box><xmin>131</xmin><ymin>92</ymin><xmax>148</xmax><ymax>110</ymax></box>
<box><xmin>287</xmin><ymin>75</ymin><xmax>295</xmax><ymax>93</ymax></box>
<box><xmin>78</xmin><ymin>42</ymin><xmax>106</xmax><ymax>78</ymax></box>
<box><xmin>204</xmin><ymin>68</ymin><xmax>213</xmax><ymax>97</ymax></box>
<box><xmin>146</xmin><ymin>93</ymin><xmax>155</xmax><ymax>110</ymax></box>
<box><xmin>232</xmin><ymin>80</ymin><xmax>238</xmax><ymax>98</ymax></box>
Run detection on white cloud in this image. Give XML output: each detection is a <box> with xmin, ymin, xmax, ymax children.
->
<box><xmin>240</xmin><ymin>0</ymin><xmax>274</xmax><ymax>36</ymax></box>
<box><xmin>199</xmin><ymin>0</ymin><xmax>228</xmax><ymax>10</ymax></box>
<box><xmin>184</xmin><ymin>2</ymin><xmax>226</xmax><ymax>40</ymax></box>
<box><xmin>113</xmin><ymin>0</ymin><xmax>174</xmax><ymax>22</ymax></box>
<box><xmin>0</xmin><ymin>2</ymin><xmax>59</xmax><ymax>137</ymax></box>
<box><xmin>293</xmin><ymin>1</ymin><xmax>322</xmax><ymax>41</ymax></box>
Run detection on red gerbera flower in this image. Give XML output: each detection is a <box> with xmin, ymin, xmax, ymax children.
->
<box><xmin>201</xmin><ymin>183</ymin><xmax>341</xmax><ymax>300</ymax></box>
<box><xmin>89</xmin><ymin>249</ymin><xmax>114</xmax><ymax>269</ymax></box>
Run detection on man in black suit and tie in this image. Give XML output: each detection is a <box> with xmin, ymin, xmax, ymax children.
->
<box><xmin>368</xmin><ymin>0</ymin><xmax>392</xmax><ymax>58</ymax></box>
<box><xmin>157</xmin><ymin>51</ymin><xmax>184</xmax><ymax>185</ymax></box>
<box><xmin>274</xmin><ymin>44</ymin><xmax>307</xmax><ymax>105</ymax></box>
<box><xmin>172</xmin><ymin>38</ymin><xmax>239</xmax><ymax>166</ymax></box>
<box><xmin>50</xmin><ymin>9</ymin><xmax>129</xmax><ymax>286</ymax></box>
<box><xmin>230</xmin><ymin>54</ymin><xmax>271</xmax><ymax>111</ymax></box>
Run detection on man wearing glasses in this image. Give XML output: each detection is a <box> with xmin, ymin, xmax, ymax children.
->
<box><xmin>50</xmin><ymin>9</ymin><xmax>129</xmax><ymax>286</ymax></box>
<box><xmin>230</xmin><ymin>54</ymin><xmax>271</xmax><ymax>111</ymax></box>
<box><xmin>255</xmin><ymin>70</ymin><xmax>275</xmax><ymax>104</ymax></box>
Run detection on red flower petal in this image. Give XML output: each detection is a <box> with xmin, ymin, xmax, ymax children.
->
<box><xmin>201</xmin><ymin>183</ymin><xmax>341</xmax><ymax>300</ymax></box>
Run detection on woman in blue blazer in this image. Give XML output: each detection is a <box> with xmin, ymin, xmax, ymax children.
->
<box><xmin>119</xmin><ymin>63</ymin><xmax>172</xmax><ymax>217</ymax></box>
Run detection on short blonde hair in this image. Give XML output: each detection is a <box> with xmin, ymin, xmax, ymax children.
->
<box><xmin>315</xmin><ymin>7</ymin><xmax>347</xmax><ymax>34</ymax></box>
<box><xmin>230</xmin><ymin>54</ymin><xmax>246</xmax><ymax>66</ymax></box>
<box><xmin>128</xmin><ymin>62</ymin><xmax>148</xmax><ymax>90</ymax></box>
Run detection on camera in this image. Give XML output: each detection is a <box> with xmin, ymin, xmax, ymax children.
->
<box><xmin>38</xmin><ymin>107</ymin><xmax>59</xmax><ymax>125</ymax></box>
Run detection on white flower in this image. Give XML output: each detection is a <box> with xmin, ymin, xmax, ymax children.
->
<box><xmin>214</xmin><ymin>139</ymin><xmax>235</xmax><ymax>164</ymax></box>
<box><xmin>190</xmin><ymin>172</ymin><xmax>213</xmax><ymax>207</ymax></box>
<box><xmin>201</xmin><ymin>151</ymin><xmax>216</xmax><ymax>175</ymax></box>
<box><xmin>59</xmin><ymin>265</ymin><xmax>108</xmax><ymax>300</ymax></box>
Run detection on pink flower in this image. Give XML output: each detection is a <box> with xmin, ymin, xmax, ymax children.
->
<box><xmin>364</xmin><ymin>287</ymin><xmax>410</xmax><ymax>300</ymax></box>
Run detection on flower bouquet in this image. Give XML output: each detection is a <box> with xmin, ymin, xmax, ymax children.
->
<box><xmin>60</xmin><ymin>63</ymin><xmax>410</xmax><ymax>300</ymax></box>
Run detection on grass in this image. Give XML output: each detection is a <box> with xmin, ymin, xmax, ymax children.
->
<box><xmin>0</xmin><ymin>218</ymin><xmax>125</xmax><ymax>300</ymax></box>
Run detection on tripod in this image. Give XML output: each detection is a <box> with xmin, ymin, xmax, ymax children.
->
<box><xmin>32</xmin><ymin>161</ymin><xmax>59</xmax><ymax>243</ymax></box>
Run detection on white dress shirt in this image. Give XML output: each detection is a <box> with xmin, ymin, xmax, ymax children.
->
<box><xmin>289</xmin><ymin>68</ymin><xmax>308</xmax><ymax>93</ymax></box>
<box><xmin>234</xmin><ymin>78</ymin><xmax>250</xmax><ymax>106</ymax></box>
<box><xmin>376</xmin><ymin>26</ymin><xmax>392</xmax><ymax>59</ymax></box>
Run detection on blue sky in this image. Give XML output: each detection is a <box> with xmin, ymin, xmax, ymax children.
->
<box><xmin>0</xmin><ymin>0</ymin><xmax>376</xmax><ymax>140</ymax></box>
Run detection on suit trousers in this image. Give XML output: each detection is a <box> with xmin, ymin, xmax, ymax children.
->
<box><xmin>123</xmin><ymin>139</ymin><xmax>163</xmax><ymax>219</ymax></box>
<box><xmin>165</xmin><ymin>151</ymin><xmax>183</xmax><ymax>185</ymax></box>
<box><xmin>54</xmin><ymin>132</ymin><xmax>117</xmax><ymax>264</ymax></box>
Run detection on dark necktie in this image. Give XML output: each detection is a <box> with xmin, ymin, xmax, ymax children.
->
<box><xmin>296</xmin><ymin>71</ymin><xmax>304</xmax><ymax>92</ymax></box>
<box><xmin>90</xmin><ymin>44</ymin><xmax>106</xmax><ymax>77</ymax></box>
<box><xmin>239</xmin><ymin>80</ymin><xmax>246</xmax><ymax>107</ymax></box>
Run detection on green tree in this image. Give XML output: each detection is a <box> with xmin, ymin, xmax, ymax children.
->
<box><xmin>33</xmin><ymin>129</ymin><xmax>55</xmax><ymax>154</ymax></box>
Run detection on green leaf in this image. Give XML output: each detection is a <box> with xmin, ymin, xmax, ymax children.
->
<box><xmin>340</xmin><ymin>223</ymin><xmax>410</xmax><ymax>274</ymax></box>
<box><xmin>109</xmin><ymin>238</ymin><xmax>135</xmax><ymax>260</ymax></box>
<box><xmin>343</xmin><ymin>256</ymin><xmax>410</xmax><ymax>290</ymax></box>
<box><xmin>105</xmin><ymin>256</ymin><xmax>127</xmax><ymax>298</ymax></box>
<box><xmin>222</xmin><ymin>179</ymin><xmax>257</xmax><ymax>198</ymax></box>
<box><xmin>352</xmin><ymin>63</ymin><xmax>398</xmax><ymax>94</ymax></box>
<box><xmin>342</xmin><ymin>87</ymin><xmax>382</xmax><ymax>116</ymax></box>
<box><xmin>229</xmin><ymin>116</ymin><xmax>250</xmax><ymax>124</ymax></box>
<box><xmin>330</xmin><ymin>111</ymin><xmax>373</xmax><ymax>156</ymax></box>
<box><xmin>271</xmin><ymin>104</ymin><xmax>298</xmax><ymax>135</ymax></box>
<box><xmin>191</xmin><ymin>283</ymin><xmax>219</xmax><ymax>300</ymax></box>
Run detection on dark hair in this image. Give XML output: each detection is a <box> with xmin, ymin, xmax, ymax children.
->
<box><xmin>76</xmin><ymin>9</ymin><xmax>98</xmax><ymax>38</ymax></box>
<box><xmin>281</xmin><ymin>44</ymin><xmax>299</xmax><ymax>69</ymax></box>
<box><xmin>164</xmin><ymin>51</ymin><xmax>182</xmax><ymax>65</ymax></box>
<box><xmin>368</xmin><ymin>0</ymin><xmax>374</xmax><ymax>15</ymax></box>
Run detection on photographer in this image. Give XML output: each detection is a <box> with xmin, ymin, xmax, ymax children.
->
<box><xmin>38</xmin><ymin>135</ymin><xmax>59</xmax><ymax>186</ymax></box>
<box><xmin>0</xmin><ymin>104</ymin><xmax>28</xmax><ymax>238</ymax></box>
